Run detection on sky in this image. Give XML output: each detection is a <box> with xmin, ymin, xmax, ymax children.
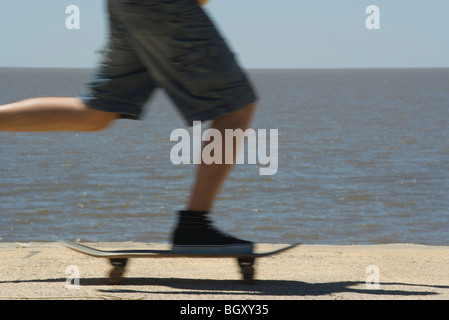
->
<box><xmin>0</xmin><ymin>0</ymin><xmax>448</xmax><ymax>69</ymax></box>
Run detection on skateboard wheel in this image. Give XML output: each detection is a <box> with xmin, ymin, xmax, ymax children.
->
<box><xmin>108</xmin><ymin>258</ymin><xmax>128</xmax><ymax>284</ymax></box>
<box><xmin>237</xmin><ymin>258</ymin><xmax>255</xmax><ymax>284</ymax></box>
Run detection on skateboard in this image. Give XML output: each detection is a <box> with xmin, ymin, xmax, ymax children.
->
<box><xmin>63</xmin><ymin>241</ymin><xmax>299</xmax><ymax>284</ymax></box>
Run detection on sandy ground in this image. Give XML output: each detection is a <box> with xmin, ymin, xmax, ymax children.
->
<box><xmin>0</xmin><ymin>242</ymin><xmax>448</xmax><ymax>300</ymax></box>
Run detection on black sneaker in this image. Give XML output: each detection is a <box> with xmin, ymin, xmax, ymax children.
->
<box><xmin>171</xmin><ymin>210</ymin><xmax>254</xmax><ymax>254</ymax></box>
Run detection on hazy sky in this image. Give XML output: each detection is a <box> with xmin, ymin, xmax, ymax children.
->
<box><xmin>0</xmin><ymin>0</ymin><xmax>448</xmax><ymax>69</ymax></box>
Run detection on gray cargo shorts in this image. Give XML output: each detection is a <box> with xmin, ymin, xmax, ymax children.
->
<box><xmin>81</xmin><ymin>0</ymin><xmax>257</xmax><ymax>124</ymax></box>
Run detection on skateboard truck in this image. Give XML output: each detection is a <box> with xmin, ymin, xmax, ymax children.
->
<box><xmin>237</xmin><ymin>258</ymin><xmax>256</xmax><ymax>284</ymax></box>
<box><xmin>109</xmin><ymin>258</ymin><xmax>128</xmax><ymax>285</ymax></box>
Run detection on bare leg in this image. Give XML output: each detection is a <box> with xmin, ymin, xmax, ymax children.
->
<box><xmin>0</xmin><ymin>97</ymin><xmax>118</xmax><ymax>132</ymax></box>
<box><xmin>188</xmin><ymin>102</ymin><xmax>257</xmax><ymax>212</ymax></box>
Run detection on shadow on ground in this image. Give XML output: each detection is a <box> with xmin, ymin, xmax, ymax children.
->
<box><xmin>1</xmin><ymin>276</ymin><xmax>446</xmax><ymax>298</ymax></box>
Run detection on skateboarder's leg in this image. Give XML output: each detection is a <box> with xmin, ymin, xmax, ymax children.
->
<box><xmin>0</xmin><ymin>97</ymin><xmax>118</xmax><ymax>132</ymax></box>
<box><xmin>188</xmin><ymin>102</ymin><xmax>256</xmax><ymax>212</ymax></box>
<box><xmin>172</xmin><ymin>105</ymin><xmax>257</xmax><ymax>254</ymax></box>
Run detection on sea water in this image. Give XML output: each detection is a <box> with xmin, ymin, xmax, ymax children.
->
<box><xmin>0</xmin><ymin>68</ymin><xmax>448</xmax><ymax>245</ymax></box>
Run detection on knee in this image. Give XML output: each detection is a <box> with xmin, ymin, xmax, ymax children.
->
<box><xmin>214</xmin><ymin>102</ymin><xmax>257</xmax><ymax>130</ymax></box>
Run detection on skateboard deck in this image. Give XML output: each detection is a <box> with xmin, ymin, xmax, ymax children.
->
<box><xmin>63</xmin><ymin>241</ymin><xmax>299</xmax><ymax>284</ymax></box>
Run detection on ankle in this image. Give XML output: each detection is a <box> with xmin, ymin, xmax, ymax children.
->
<box><xmin>177</xmin><ymin>210</ymin><xmax>209</xmax><ymax>227</ymax></box>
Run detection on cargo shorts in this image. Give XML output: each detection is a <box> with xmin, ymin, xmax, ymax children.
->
<box><xmin>81</xmin><ymin>0</ymin><xmax>257</xmax><ymax>124</ymax></box>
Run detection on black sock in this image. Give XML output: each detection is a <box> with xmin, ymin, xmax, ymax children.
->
<box><xmin>177</xmin><ymin>210</ymin><xmax>209</xmax><ymax>227</ymax></box>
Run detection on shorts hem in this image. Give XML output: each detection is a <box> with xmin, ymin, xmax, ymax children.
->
<box><xmin>80</xmin><ymin>96</ymin><xmax>142</xmax><ymax>120</ymax></box>
<box><xmin>182</xmin><ymin>93</ymin><xmax>258</xmax><ymax>126</ymax></box>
